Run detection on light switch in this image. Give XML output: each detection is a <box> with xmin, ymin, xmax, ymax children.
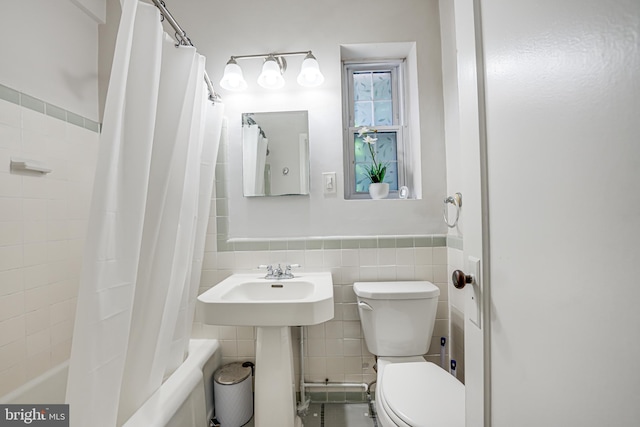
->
<box><xmin>322</xmin><ymin>172</ymin><xmax>336</xmax><ymax>194</ymax></box>
<box><xmin>467</xmin><ymin>256</ymin><xmax>481</xmax><ymax>328</ymax></box>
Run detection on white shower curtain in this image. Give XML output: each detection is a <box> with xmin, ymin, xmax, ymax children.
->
<box><xmin>242</xmin><ymin>124</ymin><xmax>268</xmax><ymax>196</ymax></box>
<box><xmin>66</xmin><ymin>1</ymin><xmax>224</xmax><ymax>426</ymax></box>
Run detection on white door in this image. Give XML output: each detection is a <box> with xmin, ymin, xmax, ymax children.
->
<box><xmin>454</xmin><ymin>1</ymin><xmax>490</xmax><ymax>426</ymax></box>
<box><xmin>461</xmin><ymin>0</ymin><xmax>640</xmax><ymax>426</ymax></box>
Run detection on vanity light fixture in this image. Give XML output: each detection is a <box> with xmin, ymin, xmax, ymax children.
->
<box><xmin>219</xmin><ymin>51</ymin><xmax>325</xmax><ymax>91</ymax></box>
<box><xmin>219</xmin><ymin>58</ymin><xmax>248</xmax><ymax>91</ymax></box>
<box><xmin>297</xmin><ymin>52</ymin><xmax>325</xmax><ymax>87</ymax></box>
<box><xmin>257</xmin><ymin>55</ymin><xmax>286</xmax><ymax>89</ymax></box>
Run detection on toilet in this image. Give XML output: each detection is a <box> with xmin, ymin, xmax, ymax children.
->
<box><xmin>354</xmin><ymin>281</ymin><xmax>464</xmax><ymax>427</ymax></box>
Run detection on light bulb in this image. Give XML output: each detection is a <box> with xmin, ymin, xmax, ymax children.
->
<box><xmin>219</xmin><ymin>59</ymin><xmax>247</xmax><ymax>91</ymax></box>
<box><xmin>297</xmin><ymin>53</ymin><xmax>324</xmax><ymax>87</ymax></box>
<box><xmin>257</xmin><ymin>56</ymin><xmax>285</xmax><ymax>89</ymax></box>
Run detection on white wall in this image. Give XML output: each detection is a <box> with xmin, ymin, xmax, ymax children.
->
<box><xmin>482</xmin><ymin>0</ymin><xmax>640</xmax><ymax>425</ymax></box>
<box><xmin>98</xmin><ymin>0</ymin><xmax>122</xmax><ymax>121</ymax></box>
<box><xmin>0</xmin><ymin>0</ymin><xmax>99</xmax><ymax>121</ymax></box>
<box><xmin>439</xmin><ymin>1</ymin><xmax>463</xmax><ymax>235</ymax></box>
<box><xmin>164</xmin><ymin>0</ymin><xmax>447</xmax><ymax>239</ymax></box>
<box><xmin>70</xmin><ymin>0</ymin><xmax>106</xmax><ymax>24</ymax></box>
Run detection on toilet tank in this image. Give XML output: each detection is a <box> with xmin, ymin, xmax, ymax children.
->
<box><xmin>354</xmin><ymin>281</ymin><xmax>440</xmax><ymax>357</ymax></box>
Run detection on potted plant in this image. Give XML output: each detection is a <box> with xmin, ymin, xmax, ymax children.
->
<box><xmin>358</xmin><ymin>126</ymin><xmax>389</xmax><ymax>199</ymax></box>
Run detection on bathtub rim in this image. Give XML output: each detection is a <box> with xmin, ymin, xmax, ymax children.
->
<box><xmin>0</xmin><ymin>360</ymin><xmax>69</xmax><ymax>404</ymax></box>
<box><xmin>122</xmin><ymin>338</ymin><xmax>221</xmax><ymax>427</ymax></box>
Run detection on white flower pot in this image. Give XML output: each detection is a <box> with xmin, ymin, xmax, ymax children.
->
<box><xmin>369</xmin><ymin>182</ymin><xmax>389</xmax><ymax>199</ymax></box>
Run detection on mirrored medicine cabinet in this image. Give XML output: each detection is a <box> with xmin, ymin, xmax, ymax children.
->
<box><xmin>241</xmin><ymin>110</ymin><xmax>310</xmax><ymax>197</ymax></box>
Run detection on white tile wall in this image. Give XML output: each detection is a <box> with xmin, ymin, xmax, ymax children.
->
<box><xmin>0</xmin><ymin>99</ymin><xmax>98</xmax><ymax>397</ymax></box>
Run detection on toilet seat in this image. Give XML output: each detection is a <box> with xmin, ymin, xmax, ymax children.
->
<box><xmin>380</xmin><ymin>361</ymin><xmax>465</xmax><ymax>427</ymax></box>
<box><xmin>379</xmin><ymin>382</ymin><xmax>411</xmax><ymax>427</ymax></box>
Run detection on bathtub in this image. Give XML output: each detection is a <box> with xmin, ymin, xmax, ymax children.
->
<box><xmin>0</xmin><ymin>339</ymin><xmax>222</xmax><ymax>427</ymax></box>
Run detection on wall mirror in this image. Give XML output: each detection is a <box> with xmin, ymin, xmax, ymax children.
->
<box><xmin>242</xmin><ymin>111</ymin><xmax>310</xmax><ymax>197</ymax></box>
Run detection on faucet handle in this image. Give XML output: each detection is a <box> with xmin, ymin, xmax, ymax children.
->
<box><xmin>258</xmin><ymin>264</ymin><xmax>274</xmax><ymax>272</ymax></box>
<box><xmin>258</xmin><ymin>264</ymin><xmax>279</xmax><ymax>279</ymax></box>
<box><xmin>283</xmin><ymin>264</ymin><xmax>301</xmax><ymax>278</ymax></box>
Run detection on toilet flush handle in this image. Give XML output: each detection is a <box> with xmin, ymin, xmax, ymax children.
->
<box><xmin>357</xmin><ymin>301</ymin><xmax>373</xmax><ymax>311</ymax></box>
<box><xmin>452</xmin><ymin>270</ymin><xmax>474</xmax><ymax>289</ymax></box>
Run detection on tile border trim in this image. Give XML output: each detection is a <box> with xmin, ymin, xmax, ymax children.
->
<box><xmin>215</xmin><ymin>234</ymin><xmax>464</xmax><ymax>252</ymax></box>
<box><xmin>217</xmin><ymin>234</ymin><xmax>449</xmax><ymax>252</ymax></box>
<box><xmin>0</xmin><ymin>83</ymin><xmax>101</xmax><ymax>133</ymax></box>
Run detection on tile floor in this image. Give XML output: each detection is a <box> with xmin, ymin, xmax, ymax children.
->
<box><xmin>302</xmin><ymin>403</ymin><xmax>378</xmax><ymax>427</ymax></box>
<box><xmin>241</xmin><ymin>402</ymin><xmax>377</xmax><ymax>427</ymax></box>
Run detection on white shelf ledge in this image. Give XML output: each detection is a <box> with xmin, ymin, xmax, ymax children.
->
<box><xmin>10</xmin><ymin>157</ymin><xmax>52</xmax><ymax>174</ymax></box>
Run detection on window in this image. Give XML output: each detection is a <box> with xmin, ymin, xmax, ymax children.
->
<box><xmin>343</xmin><ymin>60</ymin><xmax>406</xmax><ymax>199</ymax></box>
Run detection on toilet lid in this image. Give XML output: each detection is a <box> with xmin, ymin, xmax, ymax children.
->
<box><xmin>353</xmin><ymin>281</ymin><xmax>440</xmax><ymax>299</ymax></box>
<box><xmin>381</xmin><ymin>362</ymin><xmax>465</xmax><ymax>427</ymax></box>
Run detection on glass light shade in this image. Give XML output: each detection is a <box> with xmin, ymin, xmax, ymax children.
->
<box><xmin>257</xmin><ymin>57</ymin><xmax>285</xmax><ymax>89</ymax></box>
<box><xmin>219</xmin><ymin>61</ymin><xmax>247</xmax><ymax>91</ymax></box>
<box><xmin>297</xmin><ymin>56</ymin><xmax>325</xmax><ymax>87</ymax></box>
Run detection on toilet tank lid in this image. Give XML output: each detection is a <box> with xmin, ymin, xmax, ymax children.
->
<box><xmin>353</xmin><ymin>281</ymin><xmax>440</xmax><ymax>299</ymax></box>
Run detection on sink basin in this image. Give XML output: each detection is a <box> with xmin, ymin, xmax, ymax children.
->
<box><xmin>220</xmin><ymin>280</ymin><xmax>315</xmax><ymax>301</ymax></box>
<box><xmin>197</xmin><ymin>272</ymin><xmax>334</xmax><ymax>326</ymax></box>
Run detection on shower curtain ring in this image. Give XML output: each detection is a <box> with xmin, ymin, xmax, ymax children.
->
<box><xmin>159</xmin><ymin>0</ymin><xmax>166</xmax><ymax>21</ymax></box>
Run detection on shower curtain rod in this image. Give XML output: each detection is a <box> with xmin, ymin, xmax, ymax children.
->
<box><xmin>150</xmin><ymin>0</ymin><xmax>221</xmax><ymax>103</ymax></box>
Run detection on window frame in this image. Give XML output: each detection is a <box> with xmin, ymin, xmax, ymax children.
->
<box><xmin>342</xmin><ymin>59</ymin><xmax>408</xmax><ymax>199</ymax></box>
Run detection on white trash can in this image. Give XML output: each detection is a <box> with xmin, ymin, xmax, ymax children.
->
<box><xmin>213</xmin><ymin>362</ymin><xmax>253</xmax><ymax>427</ymax></box>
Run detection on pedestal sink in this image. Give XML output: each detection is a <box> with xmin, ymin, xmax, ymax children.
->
<box><xmin>197</xmin><ymin>271</ymin><xmax>334</xmax><ymax>427</ymax></box>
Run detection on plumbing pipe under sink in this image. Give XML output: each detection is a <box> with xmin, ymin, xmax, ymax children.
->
<box><xmin>297</xmin><ymin>326</ymin><xmax>369</xmax><ymax>416</ymax></box>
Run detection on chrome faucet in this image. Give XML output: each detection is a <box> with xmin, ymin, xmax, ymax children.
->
<box><xmin>258</xmin><ymin>264</ymin><xmax>300</xmax><ymax>279</ymax></box>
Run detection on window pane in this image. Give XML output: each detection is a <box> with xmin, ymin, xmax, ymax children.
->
<box><xmin>355</xmin><ymin>164</ymin><xmax>371</xmax><ymax>193</ymax></box>
<box><xmin>374</xmin><ymin>132</ymin><xmax>397</xmax><ymax>162</ymax></box>
<box><xmin>354</xmin><ymin>131</ymin><xmax>397</xmax><ymax>163</ymax></box>
<box><xmin>354</xmin><ymin>134</ymin><xmax>372</xmax><ymax>163</ymax></box>
<box><xmin>372</xmin><ymin>72</ymin><xmax>392</xmax><ymax>100</ymax></box>
<box><xmin>383</xmin><ymin>162</ymin><xmax>399</xmax><ymax>191</ymax></box>
<box><xmin>373</xmin><ymin>101</ymin><xmax>393</xmax><ymax>126</ymax></box>
<box><xmin>354</xmin><ymin>133</ymin><xmax>377</xmax><ymax>164</ymax></box>
<box><xmin>353</xmin><ymin>71</ymin><xmax>393</xmax><ymax>127</ymax></box>
<box><xmin>354</xmin><ymin>101</ymin><xmax>373</xmax><ymax>127</ymax></box>
<box><xmin>353</xmin><ymin>73</ymin><xmax>371</xmax><ymax>101</ymax></box>
<box><xmin>353</xmin><ymin>131</ymin><xmax>398</xmax><ymax>193</ymax></box>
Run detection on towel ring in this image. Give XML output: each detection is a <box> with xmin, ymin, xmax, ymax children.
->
<box><xmin>443</xmin><ymin>192</ymin><xmax>462</xmax><ymax>228</ymax></box>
